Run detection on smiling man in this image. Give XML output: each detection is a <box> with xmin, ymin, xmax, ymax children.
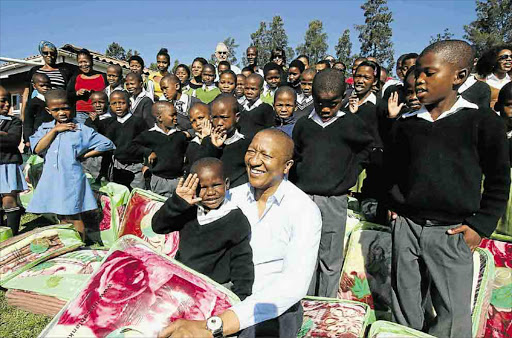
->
<box><xmin>158</xmin><ymin>129</ymin><xmax>322</xmax><ymax>338</ymax></box>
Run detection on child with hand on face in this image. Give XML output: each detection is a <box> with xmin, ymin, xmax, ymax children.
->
<box><xmin>194</xmin><ymin>64</ymin><xmax>221</xmax><ymax>104</ymax></box>
<box><xmin>0</xmin><ymin>86</ymin><xmax>28</xmax><ymax>236</ymax></box>
<box><xmin>131</xmin><ymin>102</ymin><xmax>188</xmax><ymax>197</ymax></box>
<box><xmin>26</xmin><ymin>89</ymin><xmax>115</xmax><ymax>240</ymax></box>
<box><xmin>23</xmin><ymin>73</ymin><xmax>52</xmax><ymax>149</ymax></box>
<box><xmin>152</xmin><ymin>158</ymin><xmax>254</xmax><ymax>300</ymax></box>
<box><xmin>184</xmin><ymin>102</ymin><xmax>212</xmax><ymax>171</ymax></box>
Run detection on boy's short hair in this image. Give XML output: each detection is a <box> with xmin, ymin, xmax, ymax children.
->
<box><xmin>263</xmin><ymin>62</ymin><xmax>282</xmax><ymax>77</ymax></box>
<box><xmin>126</xmin><ymin>72</ymin><xmax>143</xmax><ymax>83</ymax></box>
<box><xmin>203</xmin><ymin>63</ymin><xmax>216</xmax><ymax>73</ymax></box>
<box><xmin>246</xmin><ymin>73</ymin><xmax>264</xmax><ymax>89</ymax></box>
<box><xmin>219</xmin><ymin>61</ymin><xmax>231</xmax><ymax>68</ymax></box>
<box><xmin>297</xmin><ymin>54</ymin><xmax>309</xmax><ymax>63</ymax></box>
<box><xmin>211</xmin><ymin>93</ymin><xmax>239</xmax><ymax>116</ymax></box>
<box><xmin>90</xmin><ymin>90</ymin><xmax>108</xmax><ymax>101</ymax></box>
<box><xmin>237</xmin><ymin>74</ymin><xmax>246</xmax><ymax>81</ymax></box>
<box><xmin>110</xmin><ymin>89</ymin><xmax>130</xmax><ymax>101</ymax></box>
<box><xmin>242</xmin><ymin>66</ymin><xmax>255</xmax><ymax>74</ymax></box>
<box><xmin>44</xmin><ymin>88</ymin><xmax>68</xmax><ymax>102</ymax></box>
<box><xmin>31</xmin><ymin>73</ymin><xmax>50</xmax><ymax>84</ymax></box>
<box><xmin>275</xmin><ymin>85</ymin><xmax>297</xmax><ymax>102</ymax></box>
<box><xmin>334</xmin><ymin>61</ymin><xmax>346</xmax><ymax>69</ymax></box>
<box><xmin>301</xmin><ymin>68</ymin><xmax>316</xmax><ymax>79</ymax></box>
<box><xmin>403</xmin><ymin>53</ymin><xmax>419</xmax><ymax>64</ymax></box>
<box><xmin>176</xmin><ymin>64</ymin><xmax>191</xmax><ymax>77</ymax></box>
<box><xmin>220</xmin><ymin>70</ymin><xmax>237</xmax><ymax>82</ymax></box>
<box><xmin>396</xmin><ymin>54</ymin><xmax>408</xmax><ymax>68</ymax></box>
<box><xmin>128</xmin><ymin>55</ymin><xmax>145</xmax><ymax>68</ymax></box>
<box><xmin>107</xmin><ymin>64</ymin><xmax>123</xmax><ymax>75</ymax></box>
<box><xmin>152</xmin><ymin>101</ymin><xmax>174</xmax><ymax>117</ymax></box>
<box><xmin>189</xmin><ymin>102</ymin><xmax>210</xmax><ymax>115</ymax></box>
<box><xmin>316</xmin><ymin>60</ymin><xmax>331</xmax><ymax>68</ymax></box>
<box><xmin>312</xmin><ymin>68</ymin><xmax>346</xmax><ymax>98</ymax></box>
<box><xmin>420</xmin><ymin>40</ymin><xmax>474</xmax><ymax>70</ymax></box>
<box><xmin>404</xmin><ymin>65</ymin><xmax>417</xmax><ymax>83</ymax></box>
<box><xmin>190</xmin><ymin>157</ymin><xmax>225</xmax><ymax>179</ymax></box>
<box><xmin>289</xmin><ymin>59</ymin><xmax>305</xmax><ymax>73</ymax></box>
<box><xmin>353</xmin><ymin>57</ymin><xmax>367</xmax><ymax>66</ymax></box>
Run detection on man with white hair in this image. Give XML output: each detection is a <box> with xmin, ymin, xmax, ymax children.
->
<box><xmin>215</xmin><ymin>42</ymin><xmax>241</xmax><ymax>76</ymax></box>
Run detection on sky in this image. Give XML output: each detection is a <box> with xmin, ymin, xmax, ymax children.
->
<box><xmin>0</xmin><ymin>0</ymin><xmax>477</xmax><ymax>69</ymax></box>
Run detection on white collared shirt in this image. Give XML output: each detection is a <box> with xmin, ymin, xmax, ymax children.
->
<box><xmin>297</xmin><ymin>93</ymin><xmax>313</xmax><ymax>106</ymax></box>
<box><xmin>35</xmin><ymin>92</ymin><xmax>46</xmax><ymax>102</ymax></box>
<box><xmin>104</xmin><ymin>85</ymin><xmax>124</xmax><ymax>98</ymax></box>
<box><xmin>190</xmin><ymin>135</ymin><xmax>202</xmax><ymax>145</ymax></box>
<box><xmin>381</xmin><ymin>78</ymin><xmax>403</xmax><ymax>97</ymax></box>
<box><xmin>262</xmin><ymin>83</ymin><xmax>276</xmax><ymax>97</ymax></box>
<box><xmin>116</xmin><ymin>113</ymin><xmax>133</xmax><ymax>124</ymax></box>
<box><xmin>224</xmin><ymin>129</ymin><xmax>245</xmax><ymax>145</ymax></box>
<box><xmin>149</xmin><ymin>124</ymin><xmax>177</xmax><ymax>135</ymax></box>
<box><xmin>414</xmin><ymin>96</ymin><xmax>478</xmax><ymax>122</ymax></box>
<box><xmin>458</xmin><ymin>74</ymin><xmax>478</xmax><ymax>94</ymax></box>
<box><xmin>130</xmin><ymin>89</ymin><xmax>152</xmax><ymax>113</ymax></box>
<box><xmin>486</xmin><ymin>73</ymin><xmax>511</xmax><ymax>90</ymax></box>
<box><xmin>243</xmin><ymin>98</ymin><xmax>263</xmax><ymax>112</ymax></box>
<box><xmin>196</xmin><ymin>198</ymin><xmax>238</xmax><ymax>226</ymax></box>
<box><xmin>202</xmin><ymin>84</ymin><xmax>218</xmax><ymax>92</ymax></box>
<box><xmin>99</xmin><ymin>112</ymin><xmax>112</xmax><ymax>120</ymax></box>
<box><xmin>237</xmin><ymin>96</ymin><xmax>248</xmax><ymax>106</ymax></box>
<box><xmin>308</xmin><ymin>109</ymin><xmax>346</xmax><ymax>128</ymax></box>
<box><xmin>228</xmin><ymin>180</ymin><xmax>321</xmax><ymax>330</ymax></box>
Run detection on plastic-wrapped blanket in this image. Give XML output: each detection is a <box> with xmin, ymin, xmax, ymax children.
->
<box><xmin>2</xmin><ymin>249</ymin><xmax>107</xmax><ymax>301</ymax></box>
<box><xmin>0</xmin><ymin>224</ymin><xmax>84</xmax><ymax>286</ymax></box>
<box><xmin>38</xmin><ymin>236</ymin><xmax>239</xmax><ymax>338</ymax></box>
<box><xmin>118</xmin><ymin>189</ymin><xmax>179</xmax><ymax>258</ymax></box>
<box><xmin>5</xmin><ymin>289</ymin><xmax>67</xmax><ymax>317</ymax></box>
<box><xmin>298</xmin><ymin>297</ymin><xmax>370</xmax><ymax>338</ymax></box>
<box><xmin>368</xmin><ymin>320</ymin><xmax>435</xmax><ymax>337</ymax></box>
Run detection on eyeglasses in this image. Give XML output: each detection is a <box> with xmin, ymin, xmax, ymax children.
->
<box><xmin>498</xmin><ymin>54</ymin><xmax>512</xmax><ymax>61</ymax></box>
<box><xmin>217</xmin><ymin>51</ymin><xmax>228</xmax><ymax>55</ymax></box>
<box><xmin>42</xmin><ymin>51</ymin><xmax>56</xmax><ymax>56</ymax></box>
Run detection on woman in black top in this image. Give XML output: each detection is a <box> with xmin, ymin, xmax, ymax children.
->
<box><xmin>22</xmin><ymin>41</ymin><xmax>72</xmax><ymax>120</ymax></box>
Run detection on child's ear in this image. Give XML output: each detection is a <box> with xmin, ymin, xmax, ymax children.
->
<box><xmin>454</xmin><ymin>67</ymin><xmax>469</xmax><ymax>87</ymax></box>
<box><xmin>283</xmin><ymin>159</ymin><xmax>294</xmax><ymax>174</ymax></box>
<box><xmin>224</xmin><ymin>178</ymin><xmax>230</xmax><ymax>190</ymax></box>
<box><xmin>45</xmin><ymin>107</ymin><xmax>51</xmax><ymax>115</ymax></box>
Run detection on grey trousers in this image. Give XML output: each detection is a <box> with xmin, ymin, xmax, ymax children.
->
<box><xmin>111</xmin><ymin>160</ymin><xmax>145</xmax><ymax>190</ymax></box>
<box><xmin>82</xmin><ymin>156</ymin><xmax>101</xmax><ymax>179</ymax></box>
<box><xmin>150</xmin><ymin>175</ymin><xmax>179</xmax><ymax>198</ymax></box>
<box><xmin>391</xmin><ymin>216</ymin><xmax>473</xmax><ymax>338</ymax></box>
<box><xmin>308</xmin><ymin>194</ymin><xmax>348</xmax><ymax>298</ymax></box>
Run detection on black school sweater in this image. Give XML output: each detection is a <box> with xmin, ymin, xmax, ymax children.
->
<box><xmin>239</xmin><ymin>103</ymin><xmax>275</xmax><ymax>138</ymax></box>
<box><xmin>460</xmin><ymin>80</ymin><xmax>491</xmax><ymax>108</ymax></box>
<box><xmin>131</xmin><ymin>97</ymin><xmax>154</xmax><ymax>128</ymax></box>
<box><xmin>291</xmin><ymin>113</ymin><xmax>374</xmax><ymax>196</ymax></box>
<box><xmin>385</xmin><ymin>107</ymin><xmax>510</xmax><ymax>237</ymax></box>
<box><xmin>152</xmin><ymin>193</ymin><xmax>254</xmax><ymax>300</ymax></box>
<box><xmin>196</xmin><ymin>136</ymin><xmax>251</xmax><ymax>188</ymax></box>
<box><xmin>0</xmin><ymin>116</ymin><xmax>23</xmax><ymax>164</ymax></box>
<box><xmin>106</xmin><ymin>115</ymin><xmax>147</xmax><ymax>164</ymax></box>
<box><xmin>85</xmin><ymin>115</ymin><xmax>116</xmax><ymax>177</ymax></box>
<box><xmin>23</xmin><ymin>97</ymin><xmax>52</xmax><ymax>143</ymax></box>
<box><xmin>131</xmin><ymin>129</ymin><xmax>188</xmax><ymax>179</ymax></box>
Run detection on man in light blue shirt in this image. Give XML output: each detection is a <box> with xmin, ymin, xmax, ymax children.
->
<box><xmin>158</xmin><ymin>129</ymin><xmax>322</xmax><ymax>337</ymax></box>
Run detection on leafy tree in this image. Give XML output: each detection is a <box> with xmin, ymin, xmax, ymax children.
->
<box><xmin>172</xmin><ymin>60</ymin><xmax>180</xmax><ymax>73</ymax></box>
<box><xmin>149</xmin><ymin>63</ymin><xmax>159</xmax><ymax>71</ymax></box>
<box><xmin>464</xmin><ymin>0</ymin><xmax>512</xmax><ymax>55</ymax></box>
<box><xmin>295</xmin><ymin>20</ymin><xmax>329</xmax><ymax>65</ymax></box>
<box><xmin>210</xmin><ymin>37</ymin><xmax>240</xmax><ymax>66</ymax></box>
<box><xmin>429</xmin><ymin>28</ymin><xmax>455</xmax><ymax>44</ymax></box>
<box><xmin>125</xmin><ymin>49</ymin><xmax>140</xmax><ymax>60</ymax></box>
<box><xmin>335</xmin><ymin>29</ymin><xmax>354</xmax><ymax>67</ymax></box>
<box><xmin>105</xmin><ymin>42</ymin><xmax>126</xmax><ymax>60</ymax></box>
<box><xmin>355</xmin><ymin>0</ymin><xmax>394</xmax><ymax>70</ymax></box>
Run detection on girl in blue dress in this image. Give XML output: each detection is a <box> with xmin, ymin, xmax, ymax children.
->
<box><xmin>0</xmin><ymin>86</ymin><xmax>28</xmax><ymax>236</ymax></box>
<box><xmin>27</xmin><ymin>89</ymin><xmax>115</xmax><ymax>240</ymax></box>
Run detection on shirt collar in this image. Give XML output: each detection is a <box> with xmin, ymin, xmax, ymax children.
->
<box><xmin>246</xmin><ymin>179</ymin><xmax>288</xmax><ymax>205</ymax></box>
<box><xmin>176</xmin><ymin>93</ymin><xmax>189</xmax><ymax>105</ymax></box>
<box><xmin>191</xmin><ymin>135</ymin><xmax>202</xmax><ymax>144</ymax></box>
<box><xmin>262</xmin><ymin>83</ymin><xmax>276</xmax><ymax>97</ymax></box>
<box><xmin>298</xmin><ymin>93</ymin><xmax>313</xmax><ymax>105</ymax></box>
<box><xmin>99</xmin><ymin>112</ymin><xmax>112</xmax><ymax>120</ymax></box>
<box><xmin>117</xmin><ymin>113</ymin><xmax>133</xmax><ymax>124</ymax></box>
<box><xmin>486</xmin><ymin>73</ymin><xmax>511</xmax><ymax>90</ymax></box>
<box><xmin>202</xmin><ymin>83</ymin><xmax>217</xmax><ymax>91</ymax></box>
<box><xmin>0</xmin><ymin>115</ymin><xmax>12</xmax><ymax>120</ymax></box>
<box><xmin>243</xmin><ymin>98</ymin><xmax>263</xmax><ymax>111</ymax></box>
<box><xmin>414</xmin><ymin>96</ymin><xmax>478</xmax><ymax>122</ymax></box>
<box><xmin>36</xmin><ymin>92</ymin><xmax>46</xmax><ymax>102</ymax></box>
<box><xmin>224</xmin><ymin>129</ymin><xmax>245</xmax><ymax>145</ymax></box>
<box><xmin>196</xmin><ymin>197</ymin><xmax>238</xmax><ymax>225</ymax></box>
<box><xmin>308</xmin><ymin>109</ymin><xmax>346</xmax><ymax>128</ymax></box>
<box><xmin>458</xmin><ymin>74</ymin><xmax>478</xmax><ymax>93</ymax></box>
<box><xmin>149</xmin><ymin>124</ymin><xmax>177</xmax><ymax>135</ymax></box>
<box><xmin>237</xmin><ymin>96</ymin><xmax>247</xmax><ymax>105</ymax></box>
<box><xmin>359</xmin><ymin>92</ymin><xmax>377</xmax><ymax>106</ymax></box>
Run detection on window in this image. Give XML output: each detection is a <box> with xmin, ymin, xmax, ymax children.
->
<box><xmin>11</xmin><ymin>94</ymin><xmax>21</xmax><ymax>116</ymax></box>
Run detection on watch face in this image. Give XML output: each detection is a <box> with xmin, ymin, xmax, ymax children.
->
<box><xmin>207</xmin><ymin>316</ymin><xmax>223</xmax><ymax>331</ymax></box>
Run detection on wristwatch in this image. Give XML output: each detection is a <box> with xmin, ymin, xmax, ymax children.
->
<box><xmin>206</xmin><ymin>316</ymin><xmax>224</xmax><ymax>338</ymax></box>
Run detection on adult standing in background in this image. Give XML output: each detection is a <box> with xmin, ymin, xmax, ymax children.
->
<box><xmin>215</xmin><ymin>42</ymin><xmax>241</xmax><ymax>75</ymax></box>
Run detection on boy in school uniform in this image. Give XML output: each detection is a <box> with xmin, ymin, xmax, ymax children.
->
<box><xmin>195</xmin><ymin>64</ymin><xmax>221</xmax><ymax>104</ymax></box>
<box><xmin>131</xmin><ymin>101</ymin><xmax>188</xmax><ymax>197</ymax></box>
<box><xmin>287</xmin><ymin>59</ymin><xmax>305</xmax><ymax>94</ymax></box>
<box><xmin>386</xmin><ymin>40</ymin><xmax>510</xmax><ymax>338</ymax></box>
<box><xmin>261</xmin><ymin>62</ymin><xmax>282</xmax><ymax>105</ymax></box>
<box><xmin>104</xmin><ymin>64</ymin><xmax>124</xmax><ymax>98</ymax></box>
<box><xmin>152</xmin><ymin>158</ymin><xmax>254</xmax><ymax>300</ymax></box>
<box><xmin>273</xmin><ymin>86</ymin><xmax>298</xmax><ymax>137</ymax></box>
<box><xmin>291</xmin><ymin>68</ymin><xmax>374</xmax><ymax>298</ymax></box>
<box><xmin>194</xmin><ymin>94</ymin><xmax>251</xmax><ymax>188</ymax></box>
<box><xmin>125</xmin><ymin>72</ymin><xmax>154</xmax><ymax>128</ymax></box>
<box><xmin>160</xmin><ymin>74</ymin><xmax>201</xmax><ymax>136</ymax></box>
<box><xmin>239</xmin><ymin>74</ymin><xmax>274</xmax><ymax>138</ymax></box>
<box><xmin>107</xmin><ymin>90</ymin><xmax>147</xmax><ymax>190</ymax></box>
<box><xmin>236</xmin><ymin>74</ymin><xmax>247</xmax><ymax>106</ymax></box>
<box><xmin>23</xmin><ymin>73</ymin><xmax>52</xmax><ymax>149</ymax></box>
<box><xmin>184</xmin><ymin>102</ymin><xmax>212</xmax><ymax>171</ymax></box>
<box><xmin>296</xmin><ymin>68</ymin><xmax>316</xmax><ymax>119</ymax></box>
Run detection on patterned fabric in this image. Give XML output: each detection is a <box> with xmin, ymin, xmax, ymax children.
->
<box><xmin>470</xmin><ymin>248</ymin><xmax>496</xmax><ymax>338</ymax></box>
<box><xmin>298</xmin><ymin>297</ymin><xmax>370</xmax><ymax>338</ymax></box>
<box><xmin>5</xmin><ymin>289</ymin><xmax>66</xmax><ymax>317</ymax></box>
<box><xmin>0</xmin><ymin>224</ymin><xmax>84</xmax><ymax>285</ymax></box>
<box><xmin>39</xmin><ymin>236</ymin><xmax>239</xmax><ymax>337</ymax></box>
<box><xmin>118</xmin><ymin>188</ymin><xmax>180</xmax><ymax>258</ymax></box>
<box><xmin>368</xmin><ymin>320</ymin><xmax>435</xmax><ymax>337</ymax></box>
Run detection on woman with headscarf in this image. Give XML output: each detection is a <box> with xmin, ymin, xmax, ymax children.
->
<box><xmin>22</xmin><ymin>41</ymin><xmax>72</xmax><ymax>120</ymax></box>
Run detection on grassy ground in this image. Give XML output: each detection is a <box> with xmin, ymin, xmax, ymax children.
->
<box><xmin>0</xmin><ymin>213</ymin><xmax>57</xmax><ymax>338</ymax></box>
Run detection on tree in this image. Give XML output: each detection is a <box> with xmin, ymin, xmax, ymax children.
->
<box><xmin>296</xmin><ymin>20</ymin><xmax>329</xmax><ymax>65</ymax></box>
<box><xmin>105</xmin><ymin>42</ymin><xmax>126</xmax><ymax>60</ymax></box>
<box><xmin>464</xmin><ymin>0</ymin><xmax>512</xmax><ymax>55</ymax></box>
<box><xmin>335</xmin><ymin>29</ymin><xmax>354</xmax><ymax>67</ymax></box>
<box><xmin>172</xmin><ymin>60</ymin><xmax>180</xmax><ymax>73</ymax></box>
<box><xmin>355</xmin><ymin>0</ymin><xmax>395</xmax><ymax>70</ymax></box>
<box><xmin>210</xmin><ymin>37</ymin><xmax>240</xmax><ymax>66</ymax></box>
<box><xmin>149</xmin><ymin>63</ymin><xmax>159</xmax><ymax>71</ymax></box>
<box><xmin>125</xmin><ymin>49</ymin><xmax>140</xmax><ymax>60</ymax></box>
<box><xmin>429</xmin><ymin>28</ymin><xmax>455</xmax><ymax>44</ymax></box>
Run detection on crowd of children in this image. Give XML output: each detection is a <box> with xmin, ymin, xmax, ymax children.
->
<box><xmin>1</xmin><ymin>39</ymin><xmax>511</xmax><ymax>337</ymax></box>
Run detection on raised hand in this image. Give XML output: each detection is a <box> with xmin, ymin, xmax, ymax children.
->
<box><xmin>388</xmin><ymin>91</ymin><xmax>405</xmax><ymax>118</ymax></box>
<box><xmin>348</xmin><ymin>93</ymin><xmax>359</xmax><ymax>114</ymax></box>
<box><xmin>53</xmin><ymin>123</ymin><xmax>76</xmax><ymax>133</ymax></box>
<box><xmin>175</xmin><ymin>173</ymin><xmax>202</xmax><ymax>205</ymax></box>
<box><xmin>89</xmin><ymin>112</ymin><xmax>98</xmax><ymax>121</ymax></box>
<box><xmin>210</xmin><ymin>126</ymin><xmax>227</xmax><ymax>148</ymax></box>
<box><xmin>200</xmin><ymin>119</ymin><xmax>212</xmax><ymax>139</ymax></box>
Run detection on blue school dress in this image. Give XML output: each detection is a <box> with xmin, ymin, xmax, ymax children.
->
<box><xmin>0</xmin><ymin>115</ymin><xmax>28</xmax><ymax>193</ymax></box>
<box><xmin>26</xmin><ymin>121</ymin><xmax>115</xmax><ymax>215</ymax></box>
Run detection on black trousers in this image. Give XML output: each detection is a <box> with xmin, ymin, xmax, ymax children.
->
<box><xmin>237</xmin><ymin>302</ymin><xmax>303</xmax><ymax>338</ymax></box>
